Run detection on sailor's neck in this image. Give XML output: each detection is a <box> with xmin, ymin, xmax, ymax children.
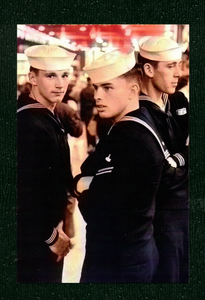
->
<box><xmin>141</xmin><ymin>86</ymin><xmax>165</xmax><ymax>108</ymax></box>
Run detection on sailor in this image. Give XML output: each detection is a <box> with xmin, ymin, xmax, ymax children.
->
<box><xmin>74</xmin><ymin>47</ymin><xmax>166</xmax><ymax>283</ymax></box>
<box><xmin>17</xmin><ymin>45</ymin><xmax>76</xmax><ymax>283</ymax></box>
<box><xmin>138</xmin><ymin>36</ymin><xmax>189</xmax><ymax>282</ymax></box>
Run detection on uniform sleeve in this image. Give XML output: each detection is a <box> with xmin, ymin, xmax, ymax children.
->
<box><xmin>169</xmin><ymin>91</ymin><xmax>189</xmax><ymax>150</ymax></box>
<box><xmin>18</xmin><ymin>118</ymin><xmax>61</xmax><ymax>244</ymax></box>
<box><xmin>73</xmin><ymin>139</ymin><xmax>104</xmax><ymax>196</ymax></box>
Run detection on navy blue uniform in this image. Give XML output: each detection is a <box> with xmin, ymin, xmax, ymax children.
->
<box><xmin>75</xmin><ymin>108</ymin><xmax>165</xmax><ymax>283</ymax></box>
<box><xmin>140</xmin><ymin>91</ymin><xmax>189</xmax><ymax>282</ymax></box>
<box><xmin>17</xmin><ymin>93</ymin><xmax>73</xmax><ymax>283</ymax></box>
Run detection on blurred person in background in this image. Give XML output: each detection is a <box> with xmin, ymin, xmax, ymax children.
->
<box><xmin>138</xmin><ymin>36</ymin><xmax>189</xmax><ymax>282</ymax></box>
<box><xmin>17</xmin><ymin>45</ymin><xmax>77</xmax><ymax>283</ymax></box>
<box><xmin>176</xmin><ymin>50</ymin><xmax>189</xmax><ymax>100</ymax></box>
<box><xmin>17</xmin><ymin>82</ymin><xmax>32</xmax><ymax>96</ymax></box>
<box><xmin>55</xmin><ymin>101</ymin><xmax>84</xmax><ymax>162</ymax></box>
<box><xmin>55</xmin><ymin>102</ymin><xmax>83</xmax><ymax>138</ymax></box>
<box><xmin>61</xmin><ymin>75</ymin><xmax>77</xmax><ymax>104</ymax></box>
<box><xmin>73</xmin><ymin>47</ymin><xmax>179</xmax><ymax>283</ymax></box>
<box><xmin>79</xmin><ymin>77</ymin><xmax>97</xmax><ymax>152</ymax></box>
<box><xmin>69</xmin><ymin>74</ymin><xmax>87</xmax><ymax>103</ymax></box>
<box><xmin>17</xmin><ymin>75</ymin><xmax>32</xmax><ymax>98</ymax></box>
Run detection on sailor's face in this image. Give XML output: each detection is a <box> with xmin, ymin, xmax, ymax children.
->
<box><xmin>34</xmin><ymin>69</ymin><xmax>69</xmax><ymax>104</ymax></box>
<box><xmin>152</xmin><ymin>59</ymin><xmax>182</xmax><ymax>94</ymax></box>
<box><xmin>93</xmin><ymin>77</ymin><xmax>132</xmax><ymax>123</ymax></box>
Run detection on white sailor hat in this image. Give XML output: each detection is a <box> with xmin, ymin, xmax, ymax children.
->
<box><xmin>24</xmin><ymin>45</ymin><xmax>76</xmax><ymax>70</ymax></box>
<box><xmin>138</xmin><ymin>36</ymin><xmax>188</xmax><ymax>61</ymax></box>
<box><xmin>83</xmin><ymin>47</ymin><xmax>136</xmax><ymax>84</ymax></box>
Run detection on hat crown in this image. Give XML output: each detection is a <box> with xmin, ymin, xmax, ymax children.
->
<box><xmin>140</xmin><ymin>36</ymin><xmax>179</xmax><ymax>52</ymax></box>
<box><xmin>83</xmin><ymin>47</ymin><xmax>136</xmax><ymax>84</ymax></box>
<box><xmin>138</xmin><ymin>36</ymin><xmax>187</xmax><ymax>61</ymax></box>
<box><xmin>24</xmin><ymin>45</ymin><xmax>76</xmax><ymax>71</ymax></box>
<box><xmin>25</xmin><ymin>45</ymin><xmax>70</xmax><ymax>58</ymax></box>
<box><xmin>87</xmin><ymin>48</ymin><xmax>131</xmax><ymax>70</ymax></box>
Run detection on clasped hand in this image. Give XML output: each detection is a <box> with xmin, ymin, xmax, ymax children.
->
<box><xmin>49</xmin><ymin>221</ymin><xmax>71</xmax><ymax>262</ymax></box>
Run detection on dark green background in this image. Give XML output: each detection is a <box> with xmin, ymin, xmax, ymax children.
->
<box><xmin>0</xmin><ymin>0</ymin><xmax>204</xmax><ymax>299</ymax></box>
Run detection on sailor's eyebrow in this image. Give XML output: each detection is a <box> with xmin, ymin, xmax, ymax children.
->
<box><xmin>101</xmin><ymin>83</ymin><xmax>113</xmax><ymax>86</ymax></box>
<box><xmin>44</xmin><ymin>72</ymin><xmax>57</xmax><ymax>76</ymax></box>
<box><xmin>93</xmin><ymin>82</ymin><xmax>114</xmax><ymax>90</ymax></box>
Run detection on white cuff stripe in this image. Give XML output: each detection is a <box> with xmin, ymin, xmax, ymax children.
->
<box><xmin>45</xmin><ymin>228</ymin><xmax>58</xmax><ymax>244</ymax></box>
<box><xmin>98</xmin><ymin>167</ymin><xmax>114</xmax><ymax>173</ymax></box>
<box><xmin>96</xmin><ymin>166</ymin><xmax>114</xmax><ymax>176</ymax></box>
<box><xmin>164</xmin><ymin>150</ymin><xmax>170</xmax><ymax>159</ymax></box>
<box><xmin>96</xmin><ymin>170</ymin><xmax>113</xmax><ymax>176</ymax></box>
<box><xmin>173</xmin><ymin>153</ymin><xmax>185</xmax><ymax>166</ymax></box>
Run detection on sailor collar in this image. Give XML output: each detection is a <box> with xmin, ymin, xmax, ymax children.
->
<box><xmin>139</xmin><ymin>93</ymin><xmax>169</xmax><ymax>113</ymax></box>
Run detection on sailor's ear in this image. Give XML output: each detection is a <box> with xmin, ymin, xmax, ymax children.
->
<box><xmin>129</xmin><ymin>83</ymin><xmax>140</xmax><ymax>98</ymax></box>
<box><xmin>28</xmin><ymin>71</ymin><xmax>37</xmax><ymax>86</ymax></box>
<box><xmin>143</xmin><ymin>63</ymin><xmax>154</xmax><ymax>78</ymax></box>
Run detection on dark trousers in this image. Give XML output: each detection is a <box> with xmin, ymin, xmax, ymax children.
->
<box><xmin>17</xmin><ymin>243</ymin><xmax>64</xmax><ymax>283</ymax></box>
<box><xmin>80</xmin><ymin>236</ymin><xmax>159</xmax><ymax>283</ymax></box>
<box><xmin>153</xmin><ymin>209</ymin><xmax>189</xmax><ymax>283</ymax></box>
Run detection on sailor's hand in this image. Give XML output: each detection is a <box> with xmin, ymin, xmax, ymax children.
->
<box><xmin>49</xmin><ymin>221</ymin><xmax>71</xmax><ymax>262</ymax></box>
<box><xmin>76</xmin><ymin>176</ymin><xmax>93</xmax><ymax>193</ymax></box>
